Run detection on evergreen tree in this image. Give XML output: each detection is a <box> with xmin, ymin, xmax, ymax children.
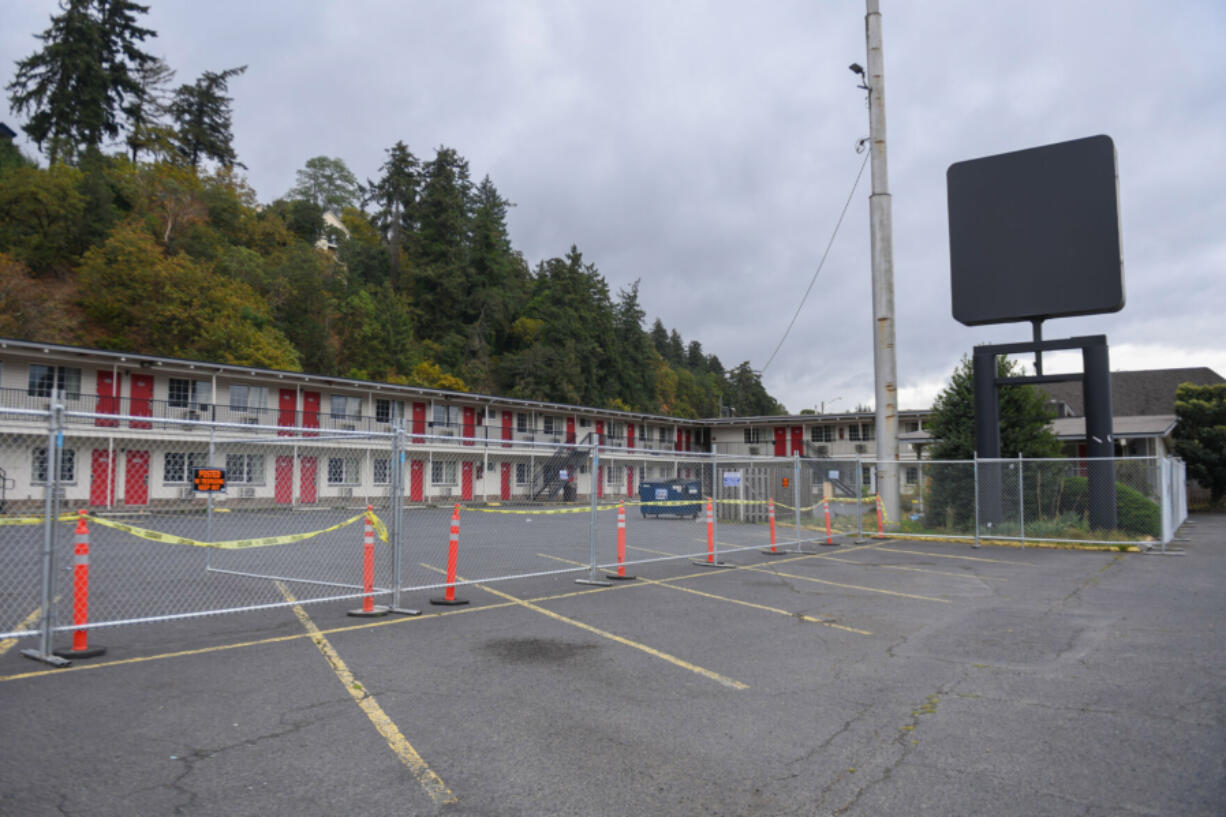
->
<box><xmin>686</xmin><ymin>340</ymin><xmax>705</xmax><ymax>372</ymax></box>
<box><xmin>649</xmin><ymin>319</ymin><xmax>669</xmax><ymax>357</ymax></box>
<box><xmin>364</xmin><ymin>140</ymin><xmax>420</xmax><ymax>292</ymax></box>
<box><xmin>724</xmin><ymin>362</ymin><xmax>785</xmax><ymax>416</ymax></box>
<box><xmin>7</xmin><ymin>0</ymin><xmax>156</xmax><ymax>164</ymax></box>
<box><xmin>412</xmin><ymin>145</ymin><xmax>473</xmax><ymax>338</ymax></box>
<box><xmin>288</xmin><ymin>156</ymin><xmax>360</xmax><ymax>213</ymax></box>
<box><xmin>123</xmin><ymin>56</ymin><xmax>176</xmax><ymax>162</ymax></box>
<box><xmin>169</xmin><ymin>65</ymin><xmax>246</xmax><ymax>169</ymax></box>
<box><xmin>1173</xmin><ymin>382</ymin><xmax>1226</xmax><ymax>504</ymax></box>
<box><xmin>667</xmin><ymin>329</ymin><xmax>685</xmax><ymax>365</ymax></box>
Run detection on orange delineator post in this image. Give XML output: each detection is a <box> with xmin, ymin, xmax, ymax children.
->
<box><xmin>824</xmin><ymin>498</ymin><xmax>834</xmax><ymax>545</ymax></box>
<box><xmin>875</xmin><ymin>495</ymin><xmax>885</xmax><ymax>538</ymax></box>
<box><xmin>53</xmin><ymin>511</ymin><xmax>105</xmax><ymax>659</ymax></box>
<box><xmin>349</xmin><ymin>505</ymin><xmax>389</xmax><ymax>617</ymax></box>
<box><xmin>431</xmin><ymin>503</ymin><xmax>469</xmax><ymax>605</ymax></box>
<box><xmin>606</xmin><ymin>502</ymin><xmax>636</xmax><ymax>580</ymax></box>
<box><xmin>706</xmin><ymin>495</ymin><xmax>715</xmax><ymax>559</ymax></box>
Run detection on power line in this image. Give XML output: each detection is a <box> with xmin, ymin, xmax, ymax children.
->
<box><xmin>759</xmin><ymin>150</ymin><xmax>870</xmax><ymax>376</ymax></box>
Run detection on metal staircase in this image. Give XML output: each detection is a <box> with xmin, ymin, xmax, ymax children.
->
<box><xmin>531</xmin><ymin>432</ymin><xmax>592</xmax><ymax>501</ymax></box>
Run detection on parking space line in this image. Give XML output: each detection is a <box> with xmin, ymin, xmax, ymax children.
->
<box><xmin>869</xmin><ymin>546</ymin><xmax>1036</xmax><ymax>566</ymax></box>
<box><xmin>421</xmin><ymin>563</ymin><xmax>749</xmax><ymax>690</ymax></box>
<box><xmin>538</xmin><ymin>552</ymin><xmax>872</xmax><ymax>636</ymax></box>
<box><xmin>817</xmin><ymin>557</ymin><xmax>1008</xmax><ymax>582</ymax></box>
<box><xmin>0</xmin><ymin>598</ymin><xmax>59</xmax><ymax>657</ymax></box>
<box><xmin>739</xmin><ymin>565</ymin><xmax>951</xmax><ymax>603</ymax></box>
<box><xmin>276</xmin><ymin>582</ymin><xmax>457</xmax><ymax>807</ymax></box>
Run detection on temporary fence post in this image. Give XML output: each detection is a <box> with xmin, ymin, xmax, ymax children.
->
<box><xmin>973</xmin><ymin>454</ymin><xmax>981</xmax><ymax>549</ymax></box>
<box><xmin>388</xmin><ymin>422</ymin><xmax>420</xmax><ymax>615</ymax></box>
<box><xmin>793</xmin><ymin>452</ymin><xmax>802</xmax><ymax>551</ymax></box>
<box><xmin>205</xmin><ymin>423</ymin><xmax>215</xmax><ymax>571</ymax></box>
<box><xmin>711</xmin><ymin>448</ymin><xmax>720</xmax><ymax>560</ymax></box>
<box><xmin>23</xmin><ymin>404</ymin><xmax>70</xmax><ymax>667</ymax></box>
<box><xmin>431</xmin><ymin>504</ymin><xmax>469</xmax><ymax>604</ymax></box>
<box><xmin>1018</xmin><ymin>452</ymin><xmax>1025</xmax><ymax>549</ymax></box>
<box><xmin>856</xmin><ymin>453</ymin><xmax>864</xmax><ymax>541</ymax></box>
<box><xmin>349</xmin><ymin>505</ymin><xmax>389</xmax><ymax>617</ymax></box>
<box><xmin>577</xmin><ymin>438</ymin><xmax>612</xmax><ymax>586</ymax></box>
<box><xmin>606</xmin><ymin>502</ymin><xmax>636</xmax><ymax>580</ymax></box>
<box><xmin>53</xmin><ymin>511</ymin><xmax>105</xmax><ymax>658</ymax></box>
<box><xmin>823</xmin><ymin>498</ymin><xmax>834</xmax><ymax>545</ymax></box>
<box><xmin>875</xmin><ymin>495</ymin><xmax>884</xmax><ymax>538</ymax></box>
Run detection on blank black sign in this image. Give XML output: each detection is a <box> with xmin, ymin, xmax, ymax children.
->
<box><xmin>947</xmin><ymin>135</ymin><xmax>1124</xmax><ymax>326</ymax></box>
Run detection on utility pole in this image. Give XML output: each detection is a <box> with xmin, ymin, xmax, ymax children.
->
<box><xmin>861</xmin><ymin>0</ymin><xmax>899</xmax><ymax>527</ymax></box>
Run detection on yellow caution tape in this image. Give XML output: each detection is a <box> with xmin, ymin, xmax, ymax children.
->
<box><xmin>367</xmin><ymin>512</ymin><xmax>389</xmax><ymax>543</ymax></box>
<box><xmin>83</xmin><ymin>512</ymin><xmax>375</xmax><ymax>550</ymax></box>
<box><xmin>463</xmin><ymin>505</ymin><xmax>598</xmax><ymax>516</ymax></box>
<box><xmin>0</xmin><ymin>514</ymin><xmax>77</xmax><ymax>526</ymax></box>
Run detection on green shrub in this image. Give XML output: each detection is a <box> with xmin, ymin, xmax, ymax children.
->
<box><xmin>1058</xmin><ymin>476</ymin><xmax>1160</xmax><ymax>538</ymax></box>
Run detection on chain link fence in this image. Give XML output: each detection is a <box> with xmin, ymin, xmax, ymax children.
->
<box><xmin>1</xmin><ymin>406</ymin><xmax>1190</xmax><ymax>659</ymax></box>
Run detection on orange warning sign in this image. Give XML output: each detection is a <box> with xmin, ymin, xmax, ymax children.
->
<box><xmin>193</xmin><ymin>467</ymin><xmax>227</xmax><ymax>492</ymax></box>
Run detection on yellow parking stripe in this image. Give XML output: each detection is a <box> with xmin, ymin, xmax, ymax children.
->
<box><xmin>421</xmin><ymin>563</ymin><xmax>748</xmax><ymax>690</ymax></box>
<box><xmin>277</xmin><ymin>583</ymin><xmax>456</xmax><ymax>806</ymax></box>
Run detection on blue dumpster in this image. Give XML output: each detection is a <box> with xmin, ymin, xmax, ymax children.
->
<box><xmin>638</xmin><ymin>480</ymin><xmax>702</xmax><ymax>518</ymax></box>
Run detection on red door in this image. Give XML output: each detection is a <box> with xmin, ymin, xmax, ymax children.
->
<box><xmin>462</xmin><ymin>407</ymin><xmax>476</xmax><ymax>445</ymax></box>
<box><xmin>626</xmin><ymin>465</ymin><xmax>635</xmax><ymax>498</ymax></box>
<box><xmin>302</xmin><ymin>391</ymin><xmax>320</xmax><ymax>437</ymax></box>
<box><xmin>791</xmin><ymin>426</ymin><xmax>803</xmax><ymax>455</ymax></box>
<box><xmin>461</xmin><ymin>462</ymin><xmax>474</xmax><ymax>501</ymax></box>
<box><xmin>124</xmin><ymin>450</ymin><xmax>149</xmax><ymax>505</ymax></box>
<box><xmin>627</xmin><ymin>424</ymin><xmax>635</xmax><ymax>450</ymax></box>
<box><xmin>501</xmin><ymin>411</ymin><xmax>513</xmax><ymax>447</ymax></box>
<box><xmin>275</xmin><ymin>456</ymin><xmax>293</xmax><ymax>504</ymax></box>
<box><xmin>300</xmin><ymin>457</ymin><xmax>317</xmax><ymax>504</ymax></box>
<box><xmin>95</xmin><ymin>371</ymin><xmax>118</xmax><ymax>427</ymax></box>
<box><xmin>685</xmin><ymin>429</ymin><xmax>692</xmax><ymax>451</ymax></box>
<box><xmin>675</xmin><ymin>428</ymin><xmax>683</xmax><ymax>452</ymax></box>
<box><xmin>566</xmin><ymin>416</ymin><xmax>576</xmax><ymax>444</ymax></box>
<box><xmin>595</xmin><ymin>420</ymin><xmax>604</xmax><ymax>449</ymax></box>
<box><xmin>412</xmin><ymin>402</ymin><xmax>426</xmax><ymax>443</ymax></box>
<box><xmin>774</xmin><ymin>427</ymin><xmax>787</xmax><ymax>457</ymax></box>
<box><xmin>90</xmin><ymin>450</ymin><xmax>115</xmax><ymax>506</ymax></box>
<box><xmin>129</xmin><ymin>374</ymin><xmax>153</xmax><ymax>429</ymax></box>
<box><xmin>278</xmin><ymin>389</ymin><xmax>297</xmax><ymax>436</ymax></box>
<box><xmin>410</xmin><ymin>460</ymin><xmax>424</xmax><ymax>501</ymax></box>
<box><xmin>500</xmin><ymin>462</ymin><xmax>511</xmax><ymax>500</ymax></box>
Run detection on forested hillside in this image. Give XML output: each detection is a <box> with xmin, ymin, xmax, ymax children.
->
<box><xmin>0</xmin><ymin>0</ymin><xmax>785</xmax><ymax>418</ymax></box>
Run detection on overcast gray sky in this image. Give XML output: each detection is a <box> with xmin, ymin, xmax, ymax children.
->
<box><xmin>5</xmin><ymin>1</ymin><xmax>1225</xmax><ymax>414</ymax></box>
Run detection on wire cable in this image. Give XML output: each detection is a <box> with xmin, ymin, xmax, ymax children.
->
<box><xmin>759</xmin><ymin>151</ymin><xmax>870</xmax><ymax>375</ymax></box>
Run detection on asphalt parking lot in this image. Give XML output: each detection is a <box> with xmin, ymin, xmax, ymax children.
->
<box><xmin>1</xmin><ymin>515</ymin><xmax>1223</xmax><ymax>817</ymax></box>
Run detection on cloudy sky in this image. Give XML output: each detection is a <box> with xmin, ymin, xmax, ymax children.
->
<box><xmin>4</xmin><ymin>1</ymin><xmax>1225</xmax><ymax>414</ymax></box>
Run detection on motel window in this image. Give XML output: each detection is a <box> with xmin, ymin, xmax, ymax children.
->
<box><xmin>743</xmin><ymin>428</ymin><xmax>762</xmax><ymax>444</ymax></box>
<box><xmin>375</xmin><ymin>399</ymin><xmax>400</xmax><ymax>424</ymax></box>
<box><xmin>225</xmin><ymin>454</ymin><xmax>265</xmax><ymax>484</ymax></box>
<box><xmin>542</xmin><ymin>416</ymin><xmax>555</xmax><ymax>435</ymax></box>
<box><xmin>515</xmin><ymin>463</ymin><xmax>529</xmax><ymax>485</ymax></box>
<box><xmin>905</xmin><ymin>466</ymin><xmax>919</xmax><ymax>485</ymax></box>
<box><xmin>164</xmin><ymin>452</ymin><xmax>207</xmax><ymax>484</ymax></box>
<box><xmin>810</xmin><ymin>426</ymin><xmax>834</xmax><ymax>443</ymax></box>
<box><xmin>373</xmin><ymin>458</ymin><xmax>391</xmax><ymax>485</ymax></box>
<box><xmin>432</xmin><ymin>405</ymin><xmax>459</xmax><ymax>429</ymax></box>
<box><xmin>848</xmin><ymin>424</ymin><xmax>861</xmax><ymax>441</ymax></box>
<box><xmin>32</xmin><ymin>447</ymin><xmax>76</xmax><ymax>483</ymax></box>
<box><xmin>168</xmin><ymin>378</ymin><xmax>210</xmax><ymax>409</ymax></box>
<box><xmin>331</xmin><ymin>395</ymin><xmax>362</xmax><ymax>420</ymax></box>
<box><xmin>327</xmin><ymin>457</ymin><xmax>359</xmax><ymax>485</ymax></box>
<box><xmin>432</xmin><ymin>460</ymin><xmax>457</xmax><ymax>486</ymax></box>
<box><xmin>229</xmin><ymin>385</ymin><xmax>268</xmax><ymax>413</ymax></box>
<box><xmin>517</xmin><ymin>413</ymin><xmax>529</xmax><ymax>433</ymax></box>
<box><xmin>28</xmin><ymin>365</ymin><xmax>81</xmax><ymax>399</ymax></box>
<box><xmin>862</xmin><ymin>423</ymin><xmax>875</xmax><ymax>441</ymax></box>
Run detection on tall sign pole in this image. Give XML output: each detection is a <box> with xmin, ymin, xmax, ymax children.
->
<box><xmin>864</xmin><ymin>0</ymin><xmax>900</xmax><ymax>527</ymax></box>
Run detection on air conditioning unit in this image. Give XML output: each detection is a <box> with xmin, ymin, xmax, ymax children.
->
<box><xmin>854</xmin><ymin>444</ymin><xmax>867</xmax><ymax>454</ymax></box>
<box><xmin>240</xmin><ymin>487</ymin><xmax>256</xmax><ymax>498</ymax></box>
<box><xmin>340</xmin><ymin>423</ymin><xmax>357</xmax><ymax>431</ymax></box>
<box><xmin>815</xmin><ymin>445</ymin><xmax>829</xmax><ymax>457</ymax></box>
<box><xmin>437</xmin><ymin>487</ymin><xmax>454</xmax><ymax>497</ymax></box>
<box><xmin>749</xmin><ymin>446</ymin><xmax>761</xmax><ymax>456</ymax></box>
<box><xmin>438</xmin><ymin>430</ymin><xmax>455</xmax><ymax>438</ymax></box>
<box><xmin>340</xmin><ymin>487</ymin><xmax>354</xmax><ymax>498</ymax></box>
<box><xmin>241</xmin><ymin>417</ymin><xmax>259</xmax><ymax>425</ymax></box>
<box><xmin>179</xmin><ymin>486</ymin><xmax>195</xmax><ymax>498</ymax></box>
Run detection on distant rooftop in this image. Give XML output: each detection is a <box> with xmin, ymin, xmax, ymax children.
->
<box><xmin>1041</xmin><ymin>367</ymin><xmax>1224</xmax><ymax>417</ymax></box>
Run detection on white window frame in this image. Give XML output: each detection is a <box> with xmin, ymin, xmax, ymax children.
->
<box><xmin>32</xmin><ymin>447</ymin><xmax>76</xmax><ymax>483</ymax></box>
<box><xmin>327</xmin><ymin>456</ymin><xmax>360</xmax><ymax>485</ymax></box>
<box><xmin>225</xmin><ymin>453</ymin><xmax>266</xmax><ymax>485</ymax></box>
<box><xmin>28</xmin><ymin>365</ymin><xmax>81</xmax><ymax>399</ymax></box>
<box><xmin>373</xmin><ymin>457</ymin><xmax>391</xmax><ymax>484</ymax></box>
<box><xmin>331</xmin><ymin>395</ymin><xmax>362</xmax><ymax>420</ymax></box>
<box><xmin>168</xmin><ymin>378</ymin><xmax>211</xmax><ymax>409</ymax></box>
<box><xmin>431</xmin><ymin>460</ymin><xmax>457</xmax><ymax>486</ymax></box>
<box><xmin>163</xmin><ymin>451</ymin><xmax>208</xmax><ymax>484</ymax></box>
<box><xmin>514</xmin><ymin>463</ymin><xmax>529</xmax><ymax>485</ymax></box>
<box><xmin>229</xmin><ymin>384</ymin><xmax>268</xmax><ymax>413</ymax></box>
